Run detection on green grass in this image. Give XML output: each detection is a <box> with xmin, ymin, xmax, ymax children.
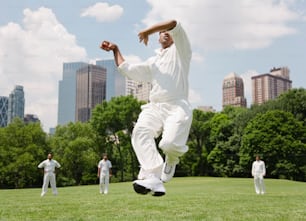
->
<box><xmin>0</xmin><ymin>177</ymin><xmax>305</xmax><ymax>221</ymax></box>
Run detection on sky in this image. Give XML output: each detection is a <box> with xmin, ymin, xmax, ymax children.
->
<box><xmin>1</xmin><ymin>0</ymin><xmax>306</xmax><ymax>132</ymax></box>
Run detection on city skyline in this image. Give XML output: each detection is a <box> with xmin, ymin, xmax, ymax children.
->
<box><xmin>1</xmin><ymin>0</ymin><xmax>306</xmax><ymax>131</ymax></box>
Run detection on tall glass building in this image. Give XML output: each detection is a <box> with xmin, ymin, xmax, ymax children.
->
<box><xmin>57</xmin><ymin>62</ymin><xmax>87</xmax><ymax>125</ymax></box>
<box><xmin>96</xmin><ymin>59</ymin><xmax>126</xmax><ymax>100</ymax></box>
<box><xmin>7</xmin><ymin>85</ymin><xmax>25</xmax><ymax>124</ymax></box>
<box><xmin>75</xmin><ymin>64</ymin><xmax>107</xmax><ymax>122</ymax></box>
<box><xmin>0</xmin><ymin>96</ymin><xmax>8</xmax><ymax>127</ymax></box>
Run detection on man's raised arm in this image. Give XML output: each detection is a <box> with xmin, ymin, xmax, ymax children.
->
<box><xmin>138</xmin><ymin>20</ymin><xmax>177</xmax><ymax>45</ymax></box>
<box><xmin>100</xmin><ymin>41</ymin><xmax>125</xmax><ymax>67</ymax></box>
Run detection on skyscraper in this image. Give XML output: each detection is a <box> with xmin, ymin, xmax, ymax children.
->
<box><xmin>222</xmin><ymin>72</ymin><xmax>247</xmax><ymax>108</ymax></box>
<box><xmin>0</xmin><ymin>96</ymin><xmax>8</xmax><ymax>127</ymax></box>
<box><xmin>7</xmin><ymin>85</ymin><xmax>25</xmax><ymax>124</ymax></box>
<box><xmin>96</xmin><ymin>59</ymin><xmax>126</xmax><ymax>100</ymax></box>
<box><xmin>57</xmin><ymin>62</ymin><xmax>87</xmax><ymax>125</ymax></box>
<box><xmin>75</xmin><ymin>64</ymin><xmax>107</xmax><ymax>122</ymax></box>
<box><xmin>126</xmin><ymin>79</ymin><xmax>151</xmax><ymax>102</ymax></box>
<box><xmin>252</xmin><ymin>67</ymin><xmax>292</xmax><ymax>105</ymax></box>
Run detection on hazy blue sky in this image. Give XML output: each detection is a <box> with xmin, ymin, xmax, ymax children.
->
<box><xmin>1</xmin><ymin>0</ymin><xmax>305</xmax><ymax>131</ymax></box>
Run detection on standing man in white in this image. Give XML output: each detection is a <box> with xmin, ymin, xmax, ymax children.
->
<box><xmin>97</xmin><ymin>153</ymin><xmax>112</xmax><ymax>194</ymax></box>
<box><xmin>252</xmin><ymin>155</ymin><xmax>266</xmax><ymax>194</ymax></box>
<box><xmin>100</xmin><ymin>20</ymin><xmax>192</xmax><ymax>196</ymax></box>
<box><xmin>38</xmin><ymin>153</ymin><xmax>61</xmax><ymax>197</ymax></box>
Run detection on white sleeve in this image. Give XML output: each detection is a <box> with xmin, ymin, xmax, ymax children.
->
<box><xmin>251</xmin><ymin>162</ymin><xmax>255</xmax><ymax>175</ymax></box>
<box><xmin>38</xmin><ymin>161</ymin><xmax>45</xmax><ymax>168</ymax></box>
<box><xmin>118</xmin><ymin>59</ymin><xmax>153</xmax><ymax>83</ymax></box>
<box><xmin>262</xmin><ymin>162</ymin><xmax>266</xmax><ymax>175</ymax></box>
<box><xmin>168</xmin><ymin>22</ymin><xmax>192</xmax><ymax>62</ymax></box>
<box><xmin>55</xmin><ymin>160</ymin><xmax>61</xmax><ymax>168</ymax></box>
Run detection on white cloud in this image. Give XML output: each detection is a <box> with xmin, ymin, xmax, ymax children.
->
<box><xmin>81</xmin><ymin>2</ymin><xmax>123</xmax><ymax>22</ymax></box>
<box><xmin>143</xmin><ymin>0</ymin><xmax>302</xmax><ymax>50</ymax></box>
<box><xmin>0</xmin><ymin>7</ymin><xmax>87</xmax><ymax>131</ymax></box>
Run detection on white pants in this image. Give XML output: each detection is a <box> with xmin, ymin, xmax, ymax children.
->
<box><xmin>41</xmin><ymin>172</ymin><xmax>57</xmax><ymax>196</ymax></box>
<box><xmin>99</xmin><ymin>174</ymin><xmax>110</xmax><ymax>194</ymax></box>
<box><xmin>254</xmin><ymin>175</ymin><xmax>265</xmax><ymax>194</ymax></box>
<box><xmin>132</xmin><ymin>100</ymin><xmax>193</xmax><ymax>178</ymax></box>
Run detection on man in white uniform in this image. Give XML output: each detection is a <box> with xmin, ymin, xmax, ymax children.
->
<box><xmin>252</xmin><ymin>155</ymin><xmax>266</xmax><ymax>194</ymax></box>
<box><xmin>38</xmin><ymin>153</ymin><xmax>61</xmax><ymax>197</ymax></box>
<box><xmin>97</xmin><ymin>153</ymin><xmax>112</xmax><ymax>194</ymax></box>
<box><xmin>100</xmin><ymin>20</ymin><xmax>192</xmax><ymax>196</ymax></box>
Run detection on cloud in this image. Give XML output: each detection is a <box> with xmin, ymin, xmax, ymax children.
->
<box><xmin>0</xmin><ymin>7</ymin><xmax>87</xmax><ymax>131</ymax></box>
<box><xmin>81</xmin><ymin>2</ymin><xmax>123</xmax><ymax>22</ymax></box>
<box><xmin>142</xmin><ymin>0</ymin><xmax>303</xmax><ymax>50</ymax></box>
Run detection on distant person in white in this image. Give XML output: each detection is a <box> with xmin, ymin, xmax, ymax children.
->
<box><xmin>252</xmin><ymin>155</ymin><xmax>266</xmax><ymax>194</ymax></box>
<box><xmin>100</xmin><ymin>20</ymin><xmax>192</xmax><ymax>197</ymax></box>
<box><xmin>38</xmin><ymin>153</ymin><xmax>61</xmax><ymax>197</ymax></box>
<box><xmin>97</xmin><ymin>153</ymin><xmax>112</xmax><ymax>194</ymax></box>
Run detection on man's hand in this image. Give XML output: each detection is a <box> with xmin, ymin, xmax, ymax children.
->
<box><xmin>138</xmin><ymin>31</ymin><xmax>149</xmax><ymax>46</ymax></box>
<box><xmin>99</xmin><ymin>40</ymin><xmax>125</xmax><ymax>66</ymax></box>
<box><xmin>100</xmin><ymin>41</ymin><xmax>117</xmax><ymax>51</ymax></box>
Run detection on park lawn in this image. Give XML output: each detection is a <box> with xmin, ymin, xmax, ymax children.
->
<box><xmin>0</xmin><ymin>177</ymin><xmax>305</xmax><ymax>221</ymax></box>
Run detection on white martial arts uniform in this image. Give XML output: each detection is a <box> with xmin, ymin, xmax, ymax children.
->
<box><xmin>38</xmin><ymin>159</ymin><xmax>61</xmax><ymax>196</ymax></box>
<box><xmin>118</xmin><ymin>22</ymin><xmax>192</xmax><ymax>178</ymax></box>
<box><xmin>98</xmin><ymin>159</ymin><xmax>112</xmax><ymax>194</ymax></box>
<box><xmin>252</xmin><ymin>160</ymin><xmax>266</xmax><ymax>194</ymax></box>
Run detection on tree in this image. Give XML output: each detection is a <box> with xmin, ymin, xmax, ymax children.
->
<box><xmin>180</xmin><ymin>109</ymin><xmax>214</xmax><ymax>176</ymax></box>
<box><xmin>50</xmin><ymin>122</ymin><xmax>98</xmax><ymax>186</ymax></box>
<box><xmin>206</xmin><ymin>107</ymin><xmax>246</xmax><ymax>177</ymax></box>
<box><xmin>277</xmin><ymin>88</ymin><xmax>306</xmax><ymax>125</ymax></box>
<box><xmin>0</xmin><ymin>119</ymin><xmax>48</xmax><ymax>188</ymax></box>
<box><xmin>240</xmin><ymin>110</ymin><xmax>306</xmax><ymax>181</ymax></box>
<box><xmin>90</xmin><ymin>96</ymin><xmax>144</xmax><ymax>181</ymax></box>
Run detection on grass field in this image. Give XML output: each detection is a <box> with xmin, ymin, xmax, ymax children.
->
<box><xmin>0</xmin><ymin>177</ymin><xmax>305</xmax><ymax>221</ymax></box>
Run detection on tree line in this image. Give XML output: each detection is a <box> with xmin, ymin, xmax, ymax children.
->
<box><xmin>0</xmin><ymin>88</ymin><xmax>305</xmax><ymax>188</ymax></box>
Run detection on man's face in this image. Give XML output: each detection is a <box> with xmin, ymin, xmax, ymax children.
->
<box><xmin>48</xmin><ymin>154</ymin><xmax>52</xmax><ymax>160</ymax></box>
<box><xmin>159</xmin><ymin>31</ymin><xmax>173</xmax><ymax>49</ymax></box>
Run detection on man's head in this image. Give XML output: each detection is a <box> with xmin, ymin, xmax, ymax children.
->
<box><xmin>159</xmin><ymin>31</ymin><xmax>174</xmax><ymax>49</ymax></box>
<box><xmin>102</xmin><ymin>153</ymin><xmax>108</xmax><ymax>160</ymax></box>
<box><xmin>47</xmin><ymin>153</ymin><xmax>53</xmax><ymax>160</ymax></box>
<box><xmin>256</xmin><ymin>155</ymin><xmax>260</xmax><ymax>161</ymax></box>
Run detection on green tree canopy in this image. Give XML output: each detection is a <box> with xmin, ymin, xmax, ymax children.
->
<box><xmin>90</xmin><ymin>96</ymin><xmax>144</xmax><ymax>181</ymax></box>
<box><xmin>0</xmin><ymin>119</ymin><xmax>48</xmax><ymax>188</ymax></box>
<box><xmin>181</xmin><ymin>109</ymin><xmax>214</xmax><ymax>176</ymax></box>
<box><xmin>276</xmin><ymin>88</ymin><xmax>306</xmax><ymax>125</ymax></box>
<box><xmin>50</xmin><ymin>122</ymin><xmax>98</xmax><ymax>186</ymax></box>
<box><xmin>240</xmin><ymin>110</ymin><xmax>306</xmax><ymax>180</ymax></box>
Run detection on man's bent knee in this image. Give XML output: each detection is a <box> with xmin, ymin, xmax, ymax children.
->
<box><xmin>159</xmin><ymin>141</ymin><xmax>188</xmax><ymax>157</ymax></box>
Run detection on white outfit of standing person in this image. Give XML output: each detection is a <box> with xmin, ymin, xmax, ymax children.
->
<box><xmin>38</xmin><ymin>154</ymin><xmax>61</xmax><ymax>197</ymax></box>
<box><xmin>118</xmin><ymin>21</ymin><xmax>192</xmax><ymax>195</ymax></box>
<box><xmin>98</xmin><ymin>159</ymin><xmax>112</xmax><ymax>194</ymax></box>
<box><xmin>252</xmin><ymin>156</ymin><xmax>266</xmax><ymax>194</ymax></box>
